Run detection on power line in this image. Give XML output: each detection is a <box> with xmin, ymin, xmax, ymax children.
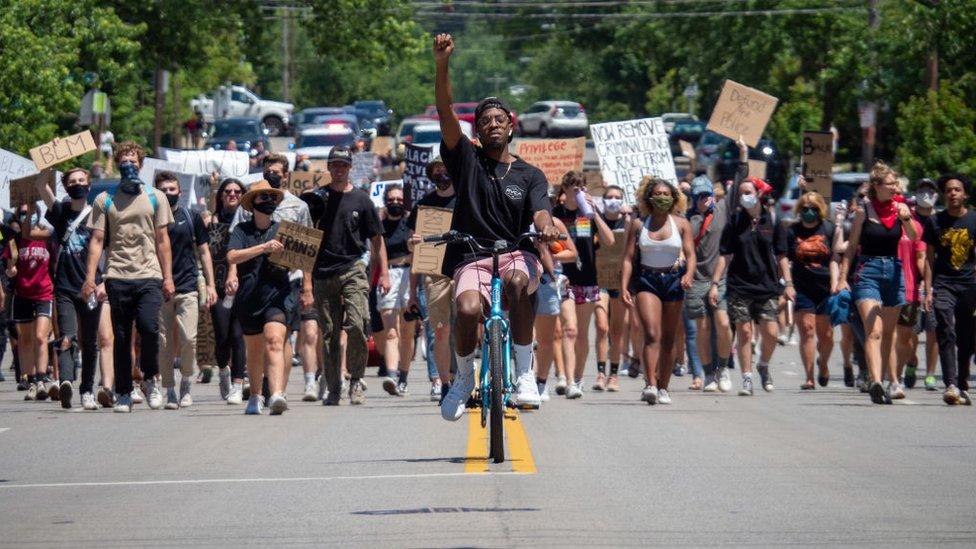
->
<box><xmin>413</xmin><ymin>7</ymin><xmax>865</xmax><ymax>19</ymax></box>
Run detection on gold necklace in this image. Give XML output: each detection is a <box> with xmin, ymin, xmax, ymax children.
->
<box><xmin>494</xmin><ymin>160</ymin><xmax>513</xmax><ymax>182</ymax></box>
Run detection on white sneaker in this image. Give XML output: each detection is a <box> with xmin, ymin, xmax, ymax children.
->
<box><xmin>641</xmin><ymin>385</ymin><xmax>658</xmax><ymax>404</ymax></box>
<box><xmin>81</xmin><ymin>392</ymin><xmax>98</xmax><ymax>411</ymax></box>
<box><xmin>702</xmin><ymin>379</ymin><xmax>719</xmax><ymax>393</ymax></box>
<box><xmin>164</xmin><ymin>388</ymin><xmax>179</xmax><ymax>410</ymax></box>
<box><xmin>147</xmin><ymin>381</ymin><xmax>164</xmax><ymax>410</ymax></box>
<box><xmin>430</xmin><ymin>380</ymin><xmax>442</xmax><ymax>402</ymax></box>
<box><xmin>130</xmin><ymin>387</ymin><xmax>145</xmax><ymax>404</ymax></box>
<box><xmin>718</xmin><ymin>369</ymin><xmax>732</xmax><ymax>393</ymax></box>
<box><xmin>269</xmin><ymin>393</ymin><xmax>288</xmax><ymax>415</ymax></box>
<box><xmin>218</xmin><ymin>367</ymin><xmax>231</xmax><ymax>400</ymax></box>
<box><xmin>538</xmin><ymin>381</ymin><xmax>550</xmax><ymax>402</ymax></box>
<box><xmin>440</xmin><ymin>365</ymin><xmax>475</xmax><ymax>422</ymax></box>
<box><xmin>555</xmin><ymin>375</ymin><xmax>568</xmax><ymax>396</ymax></box>
<box><xmin>303</xmin><ymin>380</ymin><xmax>318</xmax><ymax>402</ymax></box>
<box><xmin>179</xmin><ymin>391</ymin><xmax>193</xmax><ymax>408</ymax></box>
<box><xmin>227</xmin><ymin>383</ymin><xmax>243</xmax><ymax>405</ymax></box>
<box><xmin>658</xmin><ymin>388</ymin><xmax>672</xmax><ymax>404</ymax></box>
<box><xmin>245</xmin><ymin>394</ymin><xmax>264</xmax><ymax>415</ymax></box>
<box><xmin>514</xmin><ymin>372</ymin><xmax>541</xmax><ymax>409</ymax></box>
<box><xmin>565</xmin><ymin>380</ymin><xmax>583</xmax><ymax>399</ymax></box>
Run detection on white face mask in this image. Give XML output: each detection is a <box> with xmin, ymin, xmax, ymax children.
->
<box><xmin>604</xmin><ymin>198</ymin><xmax>622</xmax><ymax>213</ymax></box>
<box><xmin>740</xmin><ymin>194</ymin><xmax>759</xmax><ymax>209</ymax></box>
<box><xmin>916</xmin><ymin>191</ymin><xmax>936</xmax><ymax>208</ymax></box>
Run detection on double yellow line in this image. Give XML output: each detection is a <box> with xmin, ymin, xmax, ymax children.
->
<box><xmin>464</xmin><ymin>409</ymin><xmax>537</xmax><ymax>474</ymax></box>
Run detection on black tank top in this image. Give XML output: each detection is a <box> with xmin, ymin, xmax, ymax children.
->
<box><xmin>859</xmin><ymin>218</ymin><xmax>900</xmax><ymax>257</ymax></box>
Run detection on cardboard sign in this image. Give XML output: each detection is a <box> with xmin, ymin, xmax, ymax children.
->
<box><xmin>350</xmin><ymin>152</ymin><xmax>377</xmax><ymax>188</ymax></box>
<box><xmin>30</xmin><ymin>130</ymin><xmax>97</xmax><ymax>171</ymax></box>
<box><xmin>371</xmin><ymin>136</ymin><xmax>395</xmax><ymax>157</ymax></box>
<box><xmin>706</xmin><ymin>80</ymin><xmax>779</xmax><ymax>148</ymax></box>
<box><xmin>801</xmin><ymin>131</ymin><xmax>833</xmax><ymax>201</ymax></box>
<box><xmin>403</xmin><ymin>143</ymin><xmax>433</xmax><ymax>210</ymax></box>
<box><xmin>596</xmin><ymin>229</ymin><xmax>627</xmax><ymax>290</ymax></box>
<box><xmin>590</xmin><ymin>117</ymin><xmax>676</xmax><ymax>206</ymax></box>
<box><xmin>9</xmin><ymin>171</ymin><xmax>53</xmax><ymax>208</ymax></box>
<box><xmin>269</xmin><ymin>220</ymin><xmax>324</xmax><ymax>273</ymax></box>
<box><xmin>412</xmin><ymin>207</ymin><xmax>454</xmax><ymax>276</ymax></box>
<box><xmin>678</xmin><ymin>140</ymin><xmax>696</xmax><ymax>160</ymax></box>
<box><xmin>747</xmin><ymin>160</ymin><xmax>767</xmax><ymax>180</ymax></box>
<box><xmin>515</xmin><ymin>138</ymin><xmax>585</xmax><ymax>185</ymax></box>
<box><xmin>287</xmin><ymin>171</ymin><xmax>330</xmax><ymax>197</ymax></box>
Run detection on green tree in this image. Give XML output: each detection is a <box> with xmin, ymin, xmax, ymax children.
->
<box><xmin>895</xmin><ymin>83</ymin><xmax>976</xmax><ymax>181</ymax></box>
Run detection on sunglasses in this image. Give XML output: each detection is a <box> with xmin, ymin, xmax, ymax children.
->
<box><xmin>223</xmin><ymin>189</ymin><xmax>242</xmax><ymax>196</ymax></box>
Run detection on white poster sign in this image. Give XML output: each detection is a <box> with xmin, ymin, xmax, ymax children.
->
<box><xmin>589</xmin><ymin>117</ymin><xmax>676</xmax><ymax>205</ymax></box>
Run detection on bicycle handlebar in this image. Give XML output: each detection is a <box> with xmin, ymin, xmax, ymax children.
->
<box><xmin>422</xmin><ymin>230</ymin><xmax>566</xmax><ymax>254</ymax></box>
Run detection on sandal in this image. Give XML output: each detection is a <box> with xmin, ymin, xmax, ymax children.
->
<box><xmin>801</xmin><ymin>380</ymin><xmax>816</xmax><ymax>390</ymax></box>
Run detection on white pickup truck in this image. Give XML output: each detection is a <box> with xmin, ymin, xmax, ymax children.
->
<box><xmin>191</xmin><ymin>85</ymin><xmax>294</xmax><ymax>137</ymax></box>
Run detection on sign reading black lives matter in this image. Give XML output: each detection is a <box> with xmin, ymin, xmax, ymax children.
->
<box><xmin>269</xmin><ymin>221</ymin><xmax>324</xmax><ymax>273</ymax></box>
<box><xmin>590</xmin><ymin>117</ymin><xmax>676</xmax><ymax>206</ymax></box>
<box><xmin>403</xmin><ymin>143</ymin><xmax>433</xmax><ymax>210</ymax></box>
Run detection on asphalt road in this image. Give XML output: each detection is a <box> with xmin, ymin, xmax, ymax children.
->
<box><xmin>1</xmin><ymin>334</ymin><xmax>974</xmax><ymax>548</ymax></box>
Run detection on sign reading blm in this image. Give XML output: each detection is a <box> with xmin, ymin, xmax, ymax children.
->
<box><xmin>30</xmin><ymin>131</ymin><xmax>97</xmax><ymax>171</ymax></box>
<box><xmin>590</xmin><ymin>117</ymin><xmax>676</xmax><ymax>206</ymax></box>
<box><xmin>269</xmin><ymin>221</ymin><xmax>324</xmax><ymax>273</ymax></box>
<box><xmin>706</xmin><ymin>80</ymin><xmax>779</xmax><ymax>148</ymax></box>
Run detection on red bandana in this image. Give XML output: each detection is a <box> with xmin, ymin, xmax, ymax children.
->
<box><xmin>871</xmin><ymin>194</ymin><xmax>906</xmax><ymax>230</ymax></box>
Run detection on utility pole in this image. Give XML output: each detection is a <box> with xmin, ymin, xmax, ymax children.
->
<box><xmin>281</xmin><ymin>10</ymin><xmax>290</xmax><ymax>102</ymax></box>
<box><xmin>860</xmin><ymin>0</ymin><xmax>879</xmax><ymax>172</ymax></box>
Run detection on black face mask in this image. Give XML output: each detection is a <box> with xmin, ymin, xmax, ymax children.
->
<box><xmin>253</xmin><ymin>200</ymin><xmax>278</xmax><ymax>215</ymax></box>
<box><xmin>434</xmin><ymin>175</ymin><xmax>452</xmax><ymax>191</ymax></box>
<box><xmin>386</xmin><ymin>203</ymin><xmax>405</xmax><ymax>217</ymax></box>
<box><xmin>120</xmin><ymin>180</ymin><xmax>141</xmax><ymax>194</ymax></box>
<box><xmin>264</xmin><ymin>172</ymin><xmax>283</xmax><ymax>189</ymax></box>
<box><xmin>166</xmin><ymin>194</ymin><xmax>179</xmax><ymax>208</ymax></box>
<box><xmin>66</xmin><ymin>185</ymin><xmax>90</xmax><ymax>199</ymax></box>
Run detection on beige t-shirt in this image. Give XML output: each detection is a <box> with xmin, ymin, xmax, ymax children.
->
<box><xmin>88</xmin><ymin>187</ymin><xmax>174</xmax><ymax>280</ymax></box>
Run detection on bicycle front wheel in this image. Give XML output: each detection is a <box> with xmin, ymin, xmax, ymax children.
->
<box><xmin>488</xmin><ymin>321</ymin><xmax>505</xmax><ymax>463</ymax></box>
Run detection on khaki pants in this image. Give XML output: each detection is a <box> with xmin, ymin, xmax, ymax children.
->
<box><xmin>158</xmin><ymin>291</ymin><xmax>199</xmax><ymax>388</ymax></box>
<box><xmin>314</xmin><ymin>263</ymin><xmax>369</xmax><ymax>392</ymax></box>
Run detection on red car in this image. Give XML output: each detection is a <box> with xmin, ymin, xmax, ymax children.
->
<box><xmin>423</xmin><ymin>102</ymin><xmax>518</xmax><ymax>130</ymax></box>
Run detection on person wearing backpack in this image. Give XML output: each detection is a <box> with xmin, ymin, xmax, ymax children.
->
<box><xmin>82</xmin><ymin>141</ymin><xmax>175</xmax><ymax>413</ymax></box>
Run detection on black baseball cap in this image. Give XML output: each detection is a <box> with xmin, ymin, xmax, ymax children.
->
<box><xmin>328</xmin><ymin>146</ymin><xmax>353</xmax><ymax>165</ymax></box>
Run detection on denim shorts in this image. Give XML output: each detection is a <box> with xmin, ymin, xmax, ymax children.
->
<box><xmin>535</xmin><ymin>274</ymin><xmax>563</xmax><ymax>316</ymax></box>
<box><xmin>853</xmin><ymin>256</ymin><xmax>905</xmax><ymax>308</ymax></box>
<box><xmin>794</xmin><ymin>290</ymin><xmax>829</xmax><ymax>315</ymax></box>
<box><xmin>632</xmin><ymin>267</ymin><xmax>685</xmax><ymax>302</ymax></box>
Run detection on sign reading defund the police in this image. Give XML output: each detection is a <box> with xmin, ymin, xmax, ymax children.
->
<box><xmin>269</xmin><ymin>220</ymin><xmax>324</xmax><ymax>273</ymax></box>
<box><xmin>590</xmin><ymin>117</ymin><xmax>676</xmax><ymax>206</ymax></box>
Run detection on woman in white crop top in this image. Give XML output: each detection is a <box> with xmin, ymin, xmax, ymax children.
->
<box><xmin>620</xmin><ymin>177</ymin><xmax>696</xmax><ymax>406</ymax></box>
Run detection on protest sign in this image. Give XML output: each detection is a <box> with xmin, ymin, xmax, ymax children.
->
<box><xmin>515</xmin><ymin>138</ymin><xmax>586</xmax><ymax>185</ymax></box>
<box><xmin>287</xmin><ymin>171</ymin><xmax>329</xmax><ymax>197</ymax></box>
<box><xmin>1</xmin><ymin>148</ymin><xmax>39</xmax><ymax>210</ymax></box>
<box><xmin>196</xmin><ymin>309</ymin><xmax>216</xmax><ymax>368</ymax></box>
<box><xmin>678</xmin><ymin>140</ymin><xmax>696</xmax><ymax>161</ymax></box>
<box><xmin>159</xmin><ymin>148</ymin><xmax>250</xmax><ymax>178</ymax></box>
<box><xmin>801</xmin><ymin>131</ymin><xmax>834</xmax><ymax>201</ymax></box>
<box><xmin>371</xmin><ymin>136</ymin><xmax>395</xmax><ymax>158</ymax></box>
<box><xmin>747</xmin><ymin>160</ymin><xmax>768</xmax><ymax>180</ymax></box>
<box><xmin>369</xmin><ymin>180</ymin><xmax>399</xmax><ymax>209</ymax></box>
<box><xmin>412</xmin><ymin>207</ymin><xmax>454</xmax><ymax>276</ymax></box>
<box><xmin>269</xmin><ymin>221</ymin><xmax>324</xmax><ymax>273</ymax></box>
<box><xmin>350</xmin><ymin>152</ymin><xmax>377</xmax><ymax>188</ymax></box>
<box><xmin>9</xmin><ymin>171</ymin><xmax>53</xmax><ymax>208</ymax></box>
<box><xmin>596</xmin><ymin>229</ymin><xmax>627</xmax><ymax>290</ymax></box>
<box><xmin>590</xmin><ymin>117</ymin><xmax>676</xmax><ymax>205</ymax></box>
<box><xmin>30</xmin><ymin>130</ymin><xmax>97</xmax><ymax>171</ymax></box>
<box><xmin>403</xmin><ymin>143</ymin><xmax>433</xmax><ymax>209</ymax></box>
<box><xmin>139</xmin><ymin>157</ymin><xmax>181</xmax><ymax>185</ymax></box>
<box><xmin>706</xmin><ymin>80</ymin><xmax>779</xmax><ymax>148</ymax></box>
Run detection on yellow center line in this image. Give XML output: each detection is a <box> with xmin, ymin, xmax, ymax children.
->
<box><xmin>463</xmin><ymin>409</ymin><xmax>537</xmax><ymax>474</ymax></box>
<box><xmin>505</xmin><ymin>410</ymin><xmax>537</xmax><ymax>474</ymax></box>
<box><xmin>464</xmin><ymin>410</ymin><xmax>489</xmax><ymax>473</ymax></box>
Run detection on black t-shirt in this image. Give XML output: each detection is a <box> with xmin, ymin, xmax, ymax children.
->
<box><xmin>210</xmin><ymin>209</ymin><xmax>235</xmax><ymax>295</ymax></box>
<box><xmin>554</xmin><ymin>204</ymin><xmax>597</xmax><ymax>286</ymax></box>
<box><xmin>406</xmin><ymin>190</ymin><xmax>457</xmax><ymax>232</ymax></box>
<box><xmin>313</xmin><ymin>187</ymin><xmax>383</xmax><ymax>278</ymax></box>
<box><xmin>923</xmin><ymin>209</ymin><xmax>976</xmax><ymax>285</ymax></box>
<box><xmin>227</xmin><ymin>220</ymin><xmax>291</xmax><ymax>309</ymax></box>
<box><xmin>439</xmin><ymin>138</ymin><xmax>551</xmax><ymax>278</ymax></box>
<box><xmin>779</xmin><ymin>220</ymin><xmax>834</xmax><ymax>302</ymax></box>
<box><xmin>46</xmin><ymin>200</ymin><xmax>101</xmax><ymax>296</ymax></box>
<box><xmin>720</xmin><ymin>208</ymin><xmax>787</xmax><ymax>299</ymax></box>
<box><xmin>383</xmin><ymin>216</ymin><xmax>412</xmax><ymax>262</ymax></box>
<box><xmin>168</xmin><ymin>206</ymin><xmax>209</xmax><ymax>294</ymax></box>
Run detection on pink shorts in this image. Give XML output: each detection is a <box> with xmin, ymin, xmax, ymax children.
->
<box><xmin>453</xmin><ymin>251</ymin><xmax>542</xmax><ymax>305</ymax></box>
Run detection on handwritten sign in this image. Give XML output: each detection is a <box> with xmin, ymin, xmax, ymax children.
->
<box><xmin>706</xmin><ymin>80</ymin><xmax>778</xmax><ymax>148</ymax></box>
<box><xmin>350</xmin><ymin>152</ymin><xmax>377</xmax><ymax>189</ymax></box>
<box><xmin>747</xmin><ymin>160</ymin><xmax>767</xmax><ymax>180</ymax></box>
<box><xmin>30</xmin><ymin>130</ymin><xmax>97</xmax><ymax>171</ymax></box>
<box><xmin>596</xmin><ymin>229</ymin><xmax>627</xmax><ymax>290</ymax></box>
<box><xmin>1</xmin><ymin>148</ymin><xmax>38</xmax><ymax>210</ymax></box>
<box><xmin>9</xmin><ymin>171</ymin><xmax>53</xmax><ymax>208</ymax></box>
<box><xmin>413</xmin><ymin>207</ymin><xmax>454</xmax><ymax>276</ymax></box>
<box><xmin>678</xmin><ymin>140</ymin><xmax>696</xmax><ymax>160</ymax></box>
<box><xmin>269</xmin><ymin>220</ymin><xmax>324</xmax><ymax>273</ymax></box>
<box><xmin>371</xmin><ymin>136</ymin><xmax>395</xmax><ymax>158</ymax></box>
<box><xmin>590</xmin><ymin>117</ymin><xmax>676</xmax><ymax>206</ymax></box>
<box><xmin>159</xmin><ymin>148</ymin><xmax>250</xmax><ymax>178</ymax></box>
<box><xmin>801</xmin><ymin>131</ymin><xmax>833</xmax><ymax>201</ymax></box>
<box><xmin>369</xmin><ymin>180</ymin><xmax>399</xmax><ymax>209</ymax></box>
<box><xmin>287</xmin><ymin>171</ymin><xmax>329</xmax><ymax>197</ymax></box>
<box><xmin>515</xmin><ymin>138</ymin><xmax>585</xmax><ymax>185</ymax></box>
<box><xmin>139</xmin><ymin>157</ymin><xmax>182</xmax><ymax>186</ymax></box>
<box><xmin>403</xmin><ymin>143</ymin><xmax>433</xmax><ymax>210</ymax></box>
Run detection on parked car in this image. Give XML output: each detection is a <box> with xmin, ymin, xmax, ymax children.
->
<box><xmin>661</xmin><ymin>112</ymin><xmax>698</xmax><ymax>132</ymax></box>
<box><xmin>714</xmin><ymin>137</ymin><xmax>787</xmax><ymax>193</ymax></box>
<box><xmin>777</xmin><ymin>171</ymin><xmax>868</xmax><ymax>224</ymax></box>
<box><xmin>204</xmin><ymin>117</ymin><xmax>269</xmax><ymax>153</ymax></box>
<box><xmin>668</xmin><ymin>120</ymin><xmax>707</xmax><ymax>157</ymax></box>
<box><xmin>517</xmin><ymin>101</ymin><xmax>587</xmax><ymax>137</ymax></box>
<box><xmin>191</xmin><ymin>85</ymin><xmax>293</xmax><ymax>136</ymax></box>
<box><xmin>350</xmin><ymin>100</ymin><xmax>393</xmax><ymax>136</ymax></box>
<box><xmin>409</xmin><ymin>121</ymin><xmax>474</xmax><ymax>158</ymax></box>
<box><xmin>694</xmin><ymin>130</ymin><xmax>732</xmax><ymax>173</ymax></box>
<box><xmin>395</xmin><ymin>115</ymin><xmax>437</xmax><ymax>148</ymax></box>
<box><xmin>294</xmin><ymin>126</ymin><xmax>357</xmax><ymax>160</ymax></box>
<box><xmin>293</xmin><ymin>107</ymin><xmax>348</xmax><ymax>133</ymax></box>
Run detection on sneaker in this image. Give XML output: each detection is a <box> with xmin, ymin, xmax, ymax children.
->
<box><xmin>45</xmin><ymin>378</ymin><xmax>59</xmax><ymax>401</ymax></box>
<box><xmin>537</xmin><ymin>381</ymin><xmax>551</xmax><ymax>402</ymax></box>
<box><xmin>641</xmin><ymin>385</ymin><xmax>658</xmax><ymax>405</ymax></box>
<box><xmin>180</xmin><ymin>391</ymin><xmax>193</xmax><ymax>408</ymax></box>
<box><xmin>857</xmin><ymin>370</ymin><xmax>869</xmax><ymax>393</ymax></box>
<box><xmin>843</xmin><ymin>368</ymin><xmax>855</xmax><ymax>388</ymax></box>
<box><xmin>179</xmin><ymin>379</ymin><xmax>192</xmax><ymax>408</ymax></box>
<box><xmin>514</xmin><ymin>372</ymin><xmax>541</xmax><ymax>409</ymax></box>
<box><xmin>245</xmin><ymin>395</ymin><xmax>264</xmax><ymax>415</ymax></box>
<box><xmin>269</xmin><ymin>393</ymin><xmax>288</xmax><ymax>415</ymax></box>
<box><xmin>592</xmin><ymin>372</ymin><xmax>607</xmax><ymax>391</ymax></box>
<box><xmin>960</xmin><ymin>390</ymin><xmax>972</xmax><ymax>406</ymax></box>
<box><xmin>888</xmin><ymin>382</ymin><xmax>906</xmax><ymax>400</ymax></box>
<box><xmin>17</xmin><ymin>377</ymin><xmax>30</xmax><ymax>391</ymax></box>
<box><xmin>924</xmin><ymin>375</ymin><xmax>938</xmax><ymax>391</ymax></box>
<box><xmin>757</xmin><ymin>364</ymin><xmax>774</xmax><ymax>392</ymax></box>
<box><xmin>25</xmin><ymin>382</ymin><xmax>37</xmax><ymax>401</ymax></box>
<box><xmin>869</xmin><ymin>381</ymin><xmax>887</xmax><ymax>404</ymax></box>
<box><xmin>672</xmin><ymin>364</ymin><xmax>686</xmax><ymax>377</ymax></box>
<box><xmin>218</xmin><ymin>367</ymin><xmax>232</xmax><ymax>400</ymax></box>
<box><xmin>440</xmin><ymin>367</ymin><xmax>475</xmax><ymax>421</ymax></box>
<box><xmin>81</xmin><ymin>392</ymin><xmax>98</xmax><ymax>411</ymax></box>
<box><xmin>718</xmin><ymin>369</ymin><xmax>732</xmax><ymax>393</ymax></box>
<box><xmin>227</xmin><ymin>383</ymin><xmax>244</xmax><ymax>405</ymax></box>
<box><xmin>606</xmin><ymin>375</ymin><xmax>620</xmax><ymax>392</ymax></box>
<box><xmin>59</xmin><ymin>381</ymin><xmax>73</xmax><ymax>409</ymax></box>
<box><xmin>702</xmin><ymin>375</ymin><xmax>719</xmax><ymax>393</ymax></box>
<box><xmin>566</xmin><ymin>380</ymin><xmax>583</xmax><ymax>399</ymax></box>
<box><xmin>131</xmin><ymin>386</ymin><xmax>146</xmax><ymax>405</ymax></box>
<box><xmin>165</xmin><ymin>388</ymin><xmax>179</xmax><ymax>410</ymax></box>
<box><xmin>97</xmin><ymin>387</ymin><xmax>114</xmax><ymax>408</ymax></box>
<box><xmin>627</xmin><ymin>361</ymin><xmax>642</xmax><ymax>379</ymax></box>
<box><xmin>657</xmin><ymin>388</ymin><xmax>672</xmax><ymax>404</ymax></box>
<box><xmin>349</xmin><ymin>379</ymin><xmax>366</xmax><ymax>405</ymax></box>
<box><xmin>430</xmin><ymin>380</ymin><xmax>442</xmax><ymax>402</ymax></box>
<box><xmin>303</xmin><ymin>380</ymin><xmax>318</xmax><ymax>402</ymax></box>
<box><xmin>904</xmin><ymin>365</ymin><xmax>917</xmax><ymax>389</ymax></box>
<box><xmin>554</xmin><ymin>375</ymin><xmax>568</xmax><ymax>396</ymax></box>
<box><xmin>323</xmin><ymin>390</ymin><xmax>341</xmax><ymax>406</ymax></box>
<box><xmin>35</xmin><ymin>381</ymin><xmax>50</xmax><ymax>401</ymax></box>
<box><xmin>777</xmin><ymin>334</ymin><xmax>788</xmax><ymax>346</ymax></box>
<box><xmin>943</xmin><ymin>385</ymin><xmax>961</xmax><ymax>405</ymax></box>
<box><xmin>114</xmin><ymin>393</ymin><xmax>132</xmax><ymax>413</ymax></box>
<box><xmin>739</xmin><ymin>376</ymin><xmax>754</xmax><ymax>396</ymax></box>
<box><xmin>396</xmin><ymin>381</ymin><xmax>409</xmax><ymax>396</ymax></box>
<box><xmin>382</xmin><ymin>377</ymin><xmax>398</xmax><ymax>396</ymax></box>
<box><xmin>200</xmin><ymin>367</ymin><xmax>213</xmax><ymax>384</ymax></box>
<box><xmin>242</xmin><ymin>379</ymin><xmax>251</xmax><ymax>400</ymax></box>
<box><xmin>147</xmin><ymin>381</ymin><xmax>164</xmax><ymax>410</ymax></box>
<box><xmin>291</xmin><ymin>354</ymin><xmax>301</xmax><ymax>368</ymax></box>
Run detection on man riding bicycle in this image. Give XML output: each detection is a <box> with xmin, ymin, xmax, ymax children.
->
<box><xmin>433</xmin><ymin>33</ymin><xmax>561</xmax><ymax>421</ymax></box>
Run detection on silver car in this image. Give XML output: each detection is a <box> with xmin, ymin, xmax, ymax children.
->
<box><xmin>517</xmin><ymin>101</ymin><xmax>588</xmax><ymax>137</ymax></box>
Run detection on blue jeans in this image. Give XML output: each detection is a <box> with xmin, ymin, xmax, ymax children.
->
<box><xmin>683</xmin><ymin>310</ymin><xmax>703</xmax><ymax>378</ymax></box>
<box><xmin>416</xmin><ymin>276</ymin><xmax>438</xmax><ymax>381</ymax></box>
<box><xmin>853</xmin><ymin>256</ymin><xmax>905</xmax><ymax>308</ymax></box>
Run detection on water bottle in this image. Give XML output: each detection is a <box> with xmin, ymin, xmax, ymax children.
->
<box><xmin>221</xmin><ymin>294</ymin><xmax>235</xmax><ymax>309</ymax></box>
<box><xmin>575</xmin><ymin>188</ymin><xmax>593</xmax><ymax>219</ymax></box>
<box><xmin>86</xmin><ymin>292</ymin><xmax>98</xmax><ymax>311</ymax></box>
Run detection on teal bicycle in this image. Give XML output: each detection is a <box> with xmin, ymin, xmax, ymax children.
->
<box><xmin>424</xmin><ymin>230</ymin><xmax>559</xmax><ymax>463</ymax></box>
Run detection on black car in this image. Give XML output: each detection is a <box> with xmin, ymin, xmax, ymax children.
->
<box><xmin>205</xmin><ymin>117</ymin><xmax>269</xmax><ymax>153</ymax></box>
<box><xmin>714</xmin><ymin>137</ymin><xmax>787</xmax><ymax>194</ymax></box>
<box><xmin>350</xmin><ymin>100</ymin><xmax>394</xmax><ymax>136</ymax></box>
<box><xmin>669</xmin><ymin>120</ymin><xmax>706</xmax><ymax>157</ymax></box>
